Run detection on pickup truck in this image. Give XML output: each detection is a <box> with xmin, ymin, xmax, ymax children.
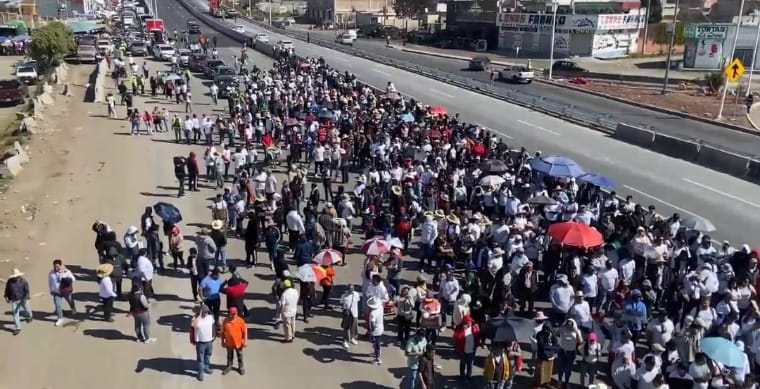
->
<box><xmin>499</xmin><ymin>65</ymin><xmax>535</xmax><ymax>84</ymax></box>
<box><xmin>0</xmin><ymin>79</ymin><xmax>28</xmax><ymax>105</ymax></box>
<box><xmin>77</xmin><ymin>45</ymin><xmax>97</xmax><ymax>64</ymax></box>
<box><xmin>15</xmin><ymin>65</ymin><xmax>38</xmax><ymax>85</ymax></box>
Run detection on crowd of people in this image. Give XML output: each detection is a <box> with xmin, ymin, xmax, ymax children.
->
<box><xmin>6</xmin><ymin>36</ymin><xmax>760</xmax><ymax>389</ymax></box>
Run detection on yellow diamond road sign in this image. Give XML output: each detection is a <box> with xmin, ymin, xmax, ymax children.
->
<box><xmin>726</xmin><ymin>58</ymin><xmax>745</xmax><ymax>83</ymax></box>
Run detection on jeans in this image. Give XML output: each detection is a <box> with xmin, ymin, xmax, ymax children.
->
<box><xmin>370</xmin><ymin>334</ymin><xmax>382</xmax><ymax>360</ymax></box>
<box><xmin>419</xmin><ymin>243</ymin><xmax>434</xmax><ymax>269</ymax></box>
<box><xmin>226</xmin><ymin>347</ymin><xmax>244</xmax><ymax>369</ymax></box>
<box><xmin>460</xmin><ymin>352</ymin><xmax>475</xmax><ymax>378</ymax></box>
<box><xmin>488</xmin><ymin>381</ymin><xmax>506</xmax><ymax>389</ymax></box>
<box><xmin>557</xmin><ymin>349</ymin><xmax>576</xmax><ymax>384</ymax></box>
<box><xmin>205</xmin><ymin>299</ymin><xmax>221</xmax><ymax>325</ymax></box>
<box><xmin>397</xmin><ymin>316</ymin><xmax>412</xmax><ymax>343</ymax></box>
<box><xmin>130</xmin><ymin>121</ymin><xmax>140</xmax><ymax>134</ymax></box>
<box><xmin>215</xmin><ymin>246</ymin><xmax>228</xmax><ymax>269</ymax></box>
<box><xmin>133</xmin><ymin>311</ymin><xmax>151</xmax><ymax>341</ymax></box>
<box><xmin>406</xmin><ymin>367</ymin><xmax>419</xmax><ymax>389</ymax></box>
<box><xmin>10</xmin><ymin>299</ymin><xmax>32</xmax><ymax>329</ymax></box>
<box><xmin>102</xmin><ymin>297</ymin><xmax>114</xmax><ymax>320</ymax></box>
<box><xmin>53</xmin><ymin>293</ymin><xmax>76</xmax><ymax>320</ymax></box>
<box><xmin>580</xmin><ymin>360</ymin><xmax>598</xmax><ymax>386</ymax></box>
<box><xmin>196</xmin><ymin>341</ymin><xmax>213</xmax><ymax>374</ymax></box>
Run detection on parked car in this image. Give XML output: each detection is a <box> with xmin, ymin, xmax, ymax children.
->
<box><xmin>77</xmin><ymin>45</ymin><xmax>97</xmax><ymax>64</ymax></box>
<box><xmin>212</xmin><ymin>65</ymin><xmax>236</xmax><ymax>79</ymax></box>
<box><xmin>177</xmin><ymin>49</ymin><xmax>192</xmax><ymax>67</ymax></box>
<box><xmin>549</xmin><ymin>60</ymin><xmax>590</xmax><ymax>77</ymax></box>
<box><xmin>96</xmin><ymin>39</ymin><xmax>113</xmax><ymax>53</ymax></box>
<box><xmin>468</xmin><ymin>56</ymin><xmax>491</xmax><ymax>71</ymax></box>
<box><xmin>15</xmin><ymin>65</ymin><xmax>38</xmax><ymax>85</ymax></box>
<box><xmin>204</xmin><ymin>59</ymin><xmax>226</xmax><ymax>78</ymax></box>
<box><xmin>233</xmin><ymin>25</ymin><xmax>245</xmax><ymax>33</ymax></box>
<box><xmin>130</xmin><ymin>41</ymin><xmax>149</xmax><ymax>56</ymax></box>
<box><xmin>153</xmin><ymin>44</ymin><xmax>175</xmax><ymax>60</ymax></box>
<box><xmin>189</xmin><ymin>53</ymin><xmax>208</xmax><ymax>72</ymax></box>
<box><xmin>0</xmin><ymin>79</ymin><xmax>28</xmax><ymax>105</ymax></box>
<box><xmin>335</xmin><ymin>33</ymin><xmax>355</xmax><ymax>45</ymax></box>
<box><xmin>499</xmin><ymin>65</ymin><xmax>535</xmax><ymax>83</ymax></box>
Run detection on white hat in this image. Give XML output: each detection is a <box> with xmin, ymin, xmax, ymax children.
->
<box><xmin>7</xmin><ymin>268</ymin><xmax>24</xmax><ymax>279</ymax></box>
<box><xmin>282</xmin><ymin>270</ymin><xmax>291</xmax><ymax>278</ymax></box>
<box><xmin>126</xmin><ymin>225</ymin><xmax>138</xmax><ymax>234</ymax></box>
<box><xmin>211</xmin><ymin>220</ymin><xmax>224</xmax><ymax>230</ymax></box>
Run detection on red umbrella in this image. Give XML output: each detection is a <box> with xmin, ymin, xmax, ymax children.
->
<box><xmin>427</xmin><ymin>129</ymin><xmax>442</xmax><ymax>139</ymax></box>
<box><xmin>547</xmin><ymin>221</ymin><xmax>604</xmax><ymax>248</ymax></box>
<box><xmin>361</xmin><ymin>237</ymin><xmax>392</xmax><ymax>256</ymax></box>
<box><xmin>430</xmin><ymin>106</ymin><xmax>447</xmax><ymax>116</ymax></box>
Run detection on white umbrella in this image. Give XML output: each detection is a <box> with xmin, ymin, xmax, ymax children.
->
<box><xmin>312</xmin><ymin>249</ymin><xmax>344</xmax><ymax>266</ymax></box>
<box><xmin>164</xmin><ymin>74</ymin><xmax>182</xmax><ymax>82</ymax></box>
<box><xmin>296</xmin><ymin>264</ymin><xmax>318</xmax><ymax>283</ymax></box>
<box><xmin>682</xmin><ymin>215</ymin><xmax>716</xmax><ymax>232</ymax></box>
<box><xmin>388</xmin><ymin>237</ymin><xmax>404</xmax><ymax>249</ymax></box>
<box><xmin>479</xmin><ymin>175</ymin><xmax>505</xmax><ymax>188</ymax></box>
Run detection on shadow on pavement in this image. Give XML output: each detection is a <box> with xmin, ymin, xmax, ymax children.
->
<box><xmin>340</xmin><ymin>381</ymin><xmax>396</xmax><ymax>389</ymax></box>
<box><xmin>300</xmin><ymin>326</ymin><xmax>344</xmax><ymax>347</ymax></box>
<box><xmin>67</xmin><ymin>265</ymin><xmax>99</xmax><ymax>283</ymax></box>
<box><xmin>82</xmin><ymin>328</ymin><xmax>135</xmax><ymax>341</ymax></box>
<box><xmin>139</xmin><ymin>192</ymin><xmax>177</xmax><ymax>198</ymax></box>
<box><xmin>302</xmin><ymin>347</ymin><xmax>372</xmax><ymax>365</ymax></box>
<box><xmin>134</xmin><ymin>357</ymin><xmax>207</xmax><ymax>376</ymax></box>
<box><xmin>157</xmin><ymin>313</ymin><xmax>193</xmax><ymax>332</ymax></box>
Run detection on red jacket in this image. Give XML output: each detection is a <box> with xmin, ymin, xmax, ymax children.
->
<box><xmin>453</xmin><ymin>317</ymin><xmax>481</xmax><ymax>354</ymax></box>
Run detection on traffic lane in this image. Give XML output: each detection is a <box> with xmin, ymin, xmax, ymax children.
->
<box><xmin>254</xmin><ymin>20</ymin><xmax>760</xmax><ymax>157</ymax></box>
<box><xmin>154</xmin><ymin>0</ymin><xmax>240</xmax><ymax>48</ymax></box>
<box><xmin>232</xmin><ymin>19</ymin><xmax>760</xmax><ymax>244</ymax></box>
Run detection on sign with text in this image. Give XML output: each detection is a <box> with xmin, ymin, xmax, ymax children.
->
<box><xmin>687</xmin><ymin>25</ymin><xmax>729</xmax><ymax>39</ymax></box>
<box><xmin>596</xmin><ymin>14</ymin><xmax>646</xmax><ymax>30</ymax></box>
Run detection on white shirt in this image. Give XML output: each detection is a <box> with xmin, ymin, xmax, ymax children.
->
<box><xmin>635</xmin><ymin>367</ymin><xmax>661</xmax><ymax>389</ymax></box>
<box><xmin>136</xmin><ymin>255</ymin><xmax>154</xmax><ymax>281</ymax></box>
<box><xmin>280</xmin><ymin>288</ymin><xmax>299</xmax><ymax>318</ymax></box>
<box><xmin>599</xmin><ymin>268</ymin><xmax>619</xmax><ymax>292</ymax></box>
<box><xmin>265</xmin><ymin>174</ymin><xmax>277</xmax><ymax>194</ymax></box>
<box><xmin>286</xmin><ymin>210</ymin><xmax>305</xmax><ymax>233</ymax></box>
<box><xmin>341</xmin><ymin>291</ymin><xmax>360</xmax><ymax>318</ymax></box>
<box><xmin>98</xmin><ymin>276</ymin><xmax>117</xmax><ymax>299</ymax></box>
<box><xmin>369</xmin><ymin>307</ymin><xmax>384</xmax><ymax>336</ymax></box>
<box><xmin>193</xmin><ymin>315</ymin><xmax>216</xmax><ymax>342</ymax></box>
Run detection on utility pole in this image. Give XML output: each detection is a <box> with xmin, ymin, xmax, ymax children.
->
<box><xmin>641</xmin><ymin>0</ymin><xmax>651</xmax><ymax>55</ymax></box>
<box><xmin>717</xmin><ymin>0</ymin><xmax>746</xmax><ymax>120</ymax></box>
<box><xmin>746</xmin><ymin>15</ymin><xmax>760</xmax><ymax>97</ymax></box>
<box><xmin>269</xmin><ymin>0</ymin><xmax>272</xmax><ymax>25</ymax></box>
<box><xmin>547</xmin><ymin>1</ymin><xmax>558</xmax><ymax>80</ymax></box>
<box><xmin>660</xmin><ymin>0</ymin><xmax>680</xmax><ymax>94</ymax></box>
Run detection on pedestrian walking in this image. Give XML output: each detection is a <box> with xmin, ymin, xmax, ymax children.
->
<box><xmin>221</xmin><ymin>306</ymin><xmax>247</xmax><ymax>375</ymax></box>
<box><xmin>127</xmin><ymin>280</ymin><xmax>155</xmax><ymax>343</ymax></box>
<box><xmin>279</xmin><ymin>278</ymin><xmax>299</xmax><ymax>342</ymax></box>
<box><xmin>96</xmin><ymin>263</ymin><xmax>117</xmax><ymax>322</ymax></box>
<box><xmin>340</xmin><ymin>284</ymin><xmax>360</xmax><ymax>348</ymax></box>
<box><xmin>191</xmin><ymin>305</ymin><xmax>215</xmax><ymax>381</ymax></box>
<box><xmin>3</xmin><ymin>268</ymin><xmax>32</xmax><ymax>335</ymax></box>
<box><xmin>48</xmin><ymin>259</ymin><xmax>76</xmax><ymax>327</ymax></box>
<box><xmin>453</xmin><ymin>315</ymin><xmax>480</xmax><ymax>383</ymax></box>
<box><xmin>367</xmin><ymin>296</ymin><xmax>384</xmax><ymax>365</ymax></box>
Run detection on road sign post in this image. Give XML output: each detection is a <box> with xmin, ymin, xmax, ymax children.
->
<box><xmin>726</xmin><ymin>58</ymin><xmax>746</xmax><ymax>83</ymax></box>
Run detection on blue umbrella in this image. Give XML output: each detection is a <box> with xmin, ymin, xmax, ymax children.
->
<box><xmin>701</xmin><ymin>337</ymin><xmax>745</xmax><ymax>368</ymax></box>
<box><xmin>11</xmin><ymin>35</ymin><xmax>31</xmax><ymax>42</ymax></box>
<box><xmin>153</xmin><ymin>202</ymin><xmax>183</xmax><ymax>225</ymax></box>
<box><xmin>400</xmin><ymin>113</ymin><xmax>414</xmax><ymax>123</ymax></box>
<box><xmin>578</xmin><ymin>173</ymin><xmax>617</xmax><ymax>189</ymax></box>
<box><xmin>529</xmin><ymin>155</ymin><xmax>586</xmax><ymax>178</ymax></box>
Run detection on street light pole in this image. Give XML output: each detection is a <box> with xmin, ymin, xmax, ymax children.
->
<box><xmin>717</xmin><ymin>0</ymin><xmax>746</xmax><ymax>120</ymax></box>
<box><xmin>641</xmin><ymin>0</ymin><xmax>651</xmax><ymax>55</ymax></box>
<box><xmin>746</xmin><ymin>15</ymin><xmax>760</xmax><ymax>97</ymax></box>
<box><xmin>660</xmin><ymin>0</ymin><xmax>680</xmax><ymax>94</ymax></box>
<box><xmin>547</xmin><ymin>1</ymin><xmax>558</xmax><ymax>80</ymax></box>
<box><xmin>269</xmin><ymin>0</ymin><xmax>272</xmax><ymax>25</ymax></box>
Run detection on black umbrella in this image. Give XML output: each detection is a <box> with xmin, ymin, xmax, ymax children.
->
<box><xmin>317</xmin><ymin>108</ymin><xmax>334</xmax><ymax>120</ymax></box>
<box><xmin>480</xmin><ymin>159</ymin><xmax>509</xmax><ymax>175</ymax></box>
<box><xmin>483</xmin><ymin>315</ymin><xmax>533</xmax><ymax>344</ymax></box>
<box><xmin>153</xmin><ymin>202</ymin><xmax>183</xmax><ymax>225</ymax></box>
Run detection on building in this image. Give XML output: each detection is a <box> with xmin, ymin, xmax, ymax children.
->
<box><xmin>445</xmin><ymin>0</ymin><xmax>500</xmax><ymax>47</ymax></box>
<box><xmin>306</xmin><ymin>0</ymin><xmax>393</xmax><ymax>25</ymax></box>
<box><xmin>497</xmin><ymin>8</ymin><xmax>647</xmax><ymax>58</ymax></box>
<box><xmin>683</xmin><ymin>15</ymin><xmax>760</xmax><ymax>70</ymax></box>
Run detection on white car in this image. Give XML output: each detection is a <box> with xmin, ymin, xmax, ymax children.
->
<box><xmin>15</xmin><ymin>65</ymin><xmax>38</xmax><ymax>84</ymax></box>
<box><xmin>276</xmin><ymin>40</ymin><xmax>294</xmax><ymax>50</ymax></box>
<box><xmin>254</xmin><ymin>33</ymin><xmax>269</xmax><ymax>43</ymax></box>
<box><xmin>335</xmin><ymin>33</ymin><xmax>355</xmax><ymax>44</ymax></box>
<box><xmin>153</xmin><ymin>44</ymin><xmax>175</xmax><ymax>60</ymax></box>
<box><xmin>233</xmin><ymin>25</ymin><xmax>245</xmax><ymax>33</ymax></box>
<box><xmin>96</xmin><ymin>39</ymin><xmax>113</xmax><ymax>53</ymax></box>
<box><xmin>177</xmin><ymin>49</ymin><xmax>191</xmax><ymax>66</ymax></box>
<box><xmin>498</xmin><ymin>65</ymin><xmax>535</xmax><ymax>84</ymax></box>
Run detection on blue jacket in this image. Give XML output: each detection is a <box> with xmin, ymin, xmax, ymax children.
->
<box><xmin>295</xmin><ymin>241</ymin><xmax>315</xmax><ymax>267</ymax></box>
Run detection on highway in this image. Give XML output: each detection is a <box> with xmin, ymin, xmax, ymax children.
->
<box><xmin>278</xmin><ymin>25</ymin><xmax>760</xmax><ymax>158</ymax></box>
<box><xmin>174</xmin><ymin>0</ymin><xmax>760</xmax><ymax>247</ymax></box>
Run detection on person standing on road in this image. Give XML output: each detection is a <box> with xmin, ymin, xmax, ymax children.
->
<box><xmin>221</xmin><ymin>306</ymin><xmax>247</xmax><ymax>376</ymax></box>
<box><xmin>173</xmin><ymin>156</ymin><xmax>187</xmax><ymax>198</ymax></box>
<box><xmin>191</xmin><ymin>305</ymin><xmax>216</xmax><ymax>381</ymax></box>
<box><xmin>200</xmin><ymin>268</ymin><xmax>224</xmax><ymax>327</ymax></box>
<box><xmin>367</xmin><ymin>296</ymin><xmax>385</xmax><ymax>365</ymax></box>
<box><xmin>279</xmin><ymin>278</ymin><xmax>299</xmax><ymax>342</ymax></box>
<box><xmin>172</xmin><ymin>114</ymin><xmax>183</xmax><ymax>143</ymax></box>
<box><xmin>4</xmin><ymin>268</ymin><xmax>32</xmax><ymax>335</ymax></box>
<box><xmin>404</xmin><ymin>329</ymin><xmax>428</xmax><ymax>389</ymax></box>
<box><xmin>187</xmin><ymin>152</ymin><xmax>200</xmax><ymax>192</ymax></box>
<box><xmin>96</xmin><ymin>263</ymin><xmax>117</xmax><ymax>322</ymax></box>
<box><xmin>135</xmin><ymin>249</ymin><xmax>155</xmax><ymax>299</ymax></box>
<box><xmin>340</xmin><ymin>284</ymin><xmax>361</xmax><ymax>348</ymax></box>
<box><xmin>127</xmin><ymin>280</ymin><xmax>155</xmax><ymax>343</ymax></box>
<box><xmin>48</xmin><ymin>259</ymin><xmax>76</xmax><ymax>327</ymax></box>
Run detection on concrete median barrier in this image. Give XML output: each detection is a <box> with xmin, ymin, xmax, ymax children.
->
<box><xmin>650</xmin><ymin>133</ymin><xmax>700</xmax><ymax>161</ymax></box>
<box><xmin>2</xmin><ymin>155</ymin><xmax>23</xmax><ymax>177</ymax></box>
<box><xmin>613</xmin><ymin>123</ymin><xmax>655</xmax><ymax>148</ymax></box>
<box><xmin>695</xmin><ymin>144</ymin><xmax>750</xmax><ymax>177</ymax></box>
<box><xmin>747</xmin><ymin>159</ymin><xmax>760</xmax><ymax>182</ymax></box>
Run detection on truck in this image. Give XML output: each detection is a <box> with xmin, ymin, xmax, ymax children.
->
<box><xmin>498</xmin><ymin>65</ymin><xmax>535</xmax><ymax>84</ymax></box>
<box><xmin>209</xmin><ymin>0</ymin><xmax>223</xmax><ymax>17</ymax></box>
<box><xmin>144</xmin><ymin>18</ymin><xmax>166</xmax><ymax>35</ymax></box>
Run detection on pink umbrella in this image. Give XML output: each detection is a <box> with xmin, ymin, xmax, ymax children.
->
<box><xmin>312</xmin><ymin>248</ymin><xmax>344</xmax><ymax>266</ymax></box>
<box><xmin>361</xmin><ymin>237</ymin><xmax>391</xmax><ymax>256</ymax></box>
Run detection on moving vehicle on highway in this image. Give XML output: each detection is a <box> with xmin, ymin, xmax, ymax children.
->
<box><xmin>253</xmin><ymin>33</ymin><xmax>269</xmax><ymax>43</ymax></box>
<box><xmin>187</xmin><ymin>20</ymin><xmax>201</xmax><ymax>34</ymax></box>
<box><xmin>76</xmin><ymin>45</ymin><xmax>97</xmax><ymax>64</ymax></box>
<box><xmin>276</xmin><ymin>40</ymin><xmax>294</xmax><ymax>51</ymax></box>
<box><xmin>233</xmin><ymin>25</ymin><xmax>245</xmax><ymax>33</ymax></box>
<box><xmin>468</xmin><ymin>56</ymin><xmax>491</xmax><ymax>71</ymax></box>
<box><xmin>217</xmin><ymin>76</ymin><xmax>238</xmax><ymax>98</ymax></box>
<box><xmin>335</xmin><ymin>31</ymin><xmax>356</xmax><ymax>45</ymax></box>
<box><xmin>130</xmin><ymin>41</ymin><xmax>149</xmax><ymax>56</ymax></box>
<box><xmin>499</xmin><ymin>65</ymin><xmax>534</xmax><ymax>84</ymax></box>
<box><xmin>153</xmin><ymin>44</ymin><xmax>175</xmax><ymax>60</ymax></box>
<box><xmin>177</xmin><ymin>49</ymin><xmax>192</xmax><ymax>67</ymax></box>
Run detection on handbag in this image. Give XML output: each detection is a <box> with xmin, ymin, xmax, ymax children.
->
<box><xmin>341</xmin><ymin>294</ymin><xmax>355</xmax><ymax>330</ymax></box>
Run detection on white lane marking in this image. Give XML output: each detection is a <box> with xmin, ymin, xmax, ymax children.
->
<box><xmin>430</xmin><ymin>89</ymin><xmax>454</xmax><ymax>99</ymax></box>
<box><xmin>682</xmin><ymin>178</ymin><xmax>760</xmax><ymax>209</ymax></box>
<box><xmin>373</xmin><ymin>69</ymin><xmax>391</xmax><ymax>77</ymax></box>
<box><xmin>483</xmin><ymin>126</ymin><xmax>512</xmax><ymax>139</ymax></box>
<box><xmin>517</xmin><ymin>120</ymin><xmax>560</xmax><ymax>136</ymax></box>
<box><xmin>623</xmin><ymin>185</ymin><xmax>698</xmax><ymax>216</ymax></box>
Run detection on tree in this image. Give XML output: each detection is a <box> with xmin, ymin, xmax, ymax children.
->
<box><xmin>394</xmin><ymin>0</ymin><xmax>436</xmax><ymax>19</ymax></box>
<box><xmin>641</xmin><ymin>0</ymin><xmax>662</xmax><ymax>23</ymax></box>
<box><xmin>29</xmin><ymin>21</ymin><xmax>76</xmax><ymax>71</ymax></box>
<box><xmin>652</xmin><ymin>22</ymin><xmax>685</xmax><ymax>45</ymax></box>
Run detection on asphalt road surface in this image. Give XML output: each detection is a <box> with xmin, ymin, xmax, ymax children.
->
<box><xmin>176</xmin><ymin>0</ymin><xmax>760</xmax><ymax>249</ymax></box>
<box><xmin>283</xmin><ymin>27</ymin><xmax>760</xmax><ymax>159</ymax></box>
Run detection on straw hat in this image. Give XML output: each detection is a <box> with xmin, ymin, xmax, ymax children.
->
<box><xmin>391</xmin><ymin>185</ymin><xmax>402</xmax><ymax>196</ymax></box>
<box><xmin>342</xmin><ymin>193</ymin><xmax>351</xmax><ymax>202</ymax></box>
<box><xmin>211</xmin><ymin>220</ymin><xmax>224</xmax><ymax>230</ymax></box>
<box><xmin>96</xmin><ymin>263</ymin><xmax>114</xmax><ymax>278</ymax></box>
<box><xmin>7</xmin><ymin>268</ymin><xmax>24</xmax><ymax>279</ymax></box>
<box><xmin>434</xmin><ymin>209</ymin><xmax>445</xmax><ymax>219</ymax></box>
<box><xmin>367</xmin><ymin>296</ymin><xmax>382</xmax><ymax>310</ymax></box>
<box><xmin>446</xmin><ymin>214</ymin><xmax>460</xmax><ymax>225</ymax></box>
<box><xmin>534</xmin><ymin>311</ymin><xmax>549</xmax><ymax>321</ymax></box>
